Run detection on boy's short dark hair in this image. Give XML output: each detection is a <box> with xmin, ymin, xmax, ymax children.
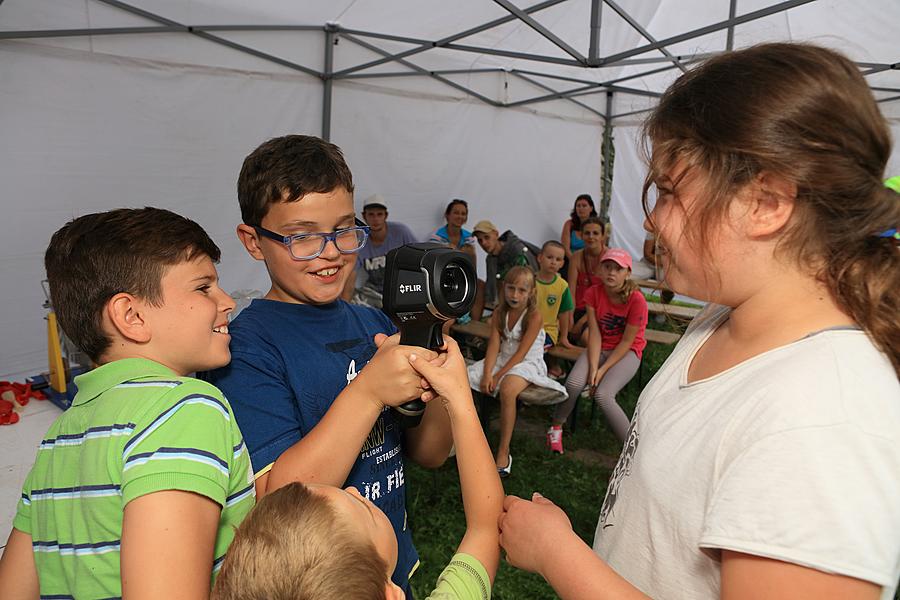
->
<box><xmin>212</xmin><ymin>482</ymin><xmax>387</xmax><ymax>600</ymax></box>
<box><xmin>541</xmin><ymin>240</ymin><xmax>565</xmax><ymax>254</ymax></box>
<box><xmin>45</xmin><ymin>207</ymin><xmax>221</xmax><ymax>363</ymax></box>
<box><xmin>237</xmin><ymin>135</ymin><xmax>355</xmax><ymax>227</ymax></box>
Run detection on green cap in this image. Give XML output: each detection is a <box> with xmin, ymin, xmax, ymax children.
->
<box><xmin>885</xmin><ymin>176</ymin><xmax>900</xmax><ymax>194</ymax></box>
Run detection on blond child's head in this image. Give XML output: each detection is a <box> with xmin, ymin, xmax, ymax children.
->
<box><xmin>213</xmin><ymin>482</ymin><xmax>404</xmax><ymax>600</ymax></box>
<box><xmin>537</xmin><ymin>241</ymin><xmax>566</xmax><ymax>277</ymax></box>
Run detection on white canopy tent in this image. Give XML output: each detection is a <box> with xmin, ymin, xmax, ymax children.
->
<box><xmin>1</xmin><ymin>0</ymin><xmax>898</xmax><ymax>380</ymax></box>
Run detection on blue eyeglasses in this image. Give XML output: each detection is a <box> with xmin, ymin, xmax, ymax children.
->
<box><xmin>254</xmin><ymin>218</ymin><xmax>370</xmax><ymax>261</ymax></box>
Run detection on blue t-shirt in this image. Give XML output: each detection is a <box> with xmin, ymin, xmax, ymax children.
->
<box><xmin>429</xmin><ymin>225</ymin><xmax>475</xmax><ymax>250</ymax></box>
<box><xmin>569</xmin><ymin>229</ymin><xmax>585</xmax><ymax>251</ymax></box>
<box><xmin>201</xmin><ymin>299</ymin><xmax>418</xmax><ymax>590</ymax></box>
<box><xmin>356</xmin><ymin>222</ymin><xmax>418</xmax><ymax>293</ymax></box>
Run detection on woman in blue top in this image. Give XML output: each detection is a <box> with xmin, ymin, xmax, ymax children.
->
<box><xmin>429</xmin><ymin>198</ymin><xmax>476</xmax><ymax>261</ymax></box>
<box><xmin>560</xmin><ymin>194</ymin><xmax>597</xmax><ymax>260</ymax></box>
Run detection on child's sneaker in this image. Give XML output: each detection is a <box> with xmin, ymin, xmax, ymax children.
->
<box><xmin>547</xmin><ymin>425</ymin><xmax>564</xmax><ymax>454</ymax></box>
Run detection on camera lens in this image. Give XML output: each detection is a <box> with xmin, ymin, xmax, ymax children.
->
<box><xmin>440</xmin><ymin>265</ymin><xmax>468</xmax><ymax>306</ymax></box>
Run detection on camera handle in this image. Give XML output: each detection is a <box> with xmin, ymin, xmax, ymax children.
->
<box><xmin>393</xmin><ymin>399</ymin><xmax>426</xmax><ymax>429</ymax></box>
<box><xmin>391</xmin><ymin>326</ymin><xmax>446</xmax><ymax>428</ymax></box>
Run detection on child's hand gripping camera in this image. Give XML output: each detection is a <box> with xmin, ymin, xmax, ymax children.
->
<box><xmin>382</xmin><ymin>243</ymin><xmax>477</xmax><ymax>428</ymax></box>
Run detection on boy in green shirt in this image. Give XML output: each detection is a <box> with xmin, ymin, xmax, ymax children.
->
<box><xmin>212</xmin><ymin>337</ymin><xmax>503</xmax><ymax>600</ymax></box>
<box><xmin>0</xmin><ymin>207</ymin><xmax>255</xmax><ymax>600</ymax></box>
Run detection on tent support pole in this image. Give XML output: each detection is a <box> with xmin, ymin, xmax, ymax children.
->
<box><xmin>726</xmin><ymin>0</ymin><xmax>738</xmax><ymax>51</ymax></box>
<box><xmin>588</xmin><ymin>0</ymin><xmax>602</xmax><ymax>65</ymax></box>
<box><xmin>322</xmin><ymin>25</ymin><xmax>336</xmax><ymax>141</ymax></box>
<box><xmin>600</xmin><ymin>91</ymin><xmax>614</xmax><ymax>221</ymax></box>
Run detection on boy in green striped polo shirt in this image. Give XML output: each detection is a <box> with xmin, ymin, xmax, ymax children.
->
<box><xmin>0</xmin><ymin>208</ymin><xmax>255</xmax><ymax>600</ymax></box>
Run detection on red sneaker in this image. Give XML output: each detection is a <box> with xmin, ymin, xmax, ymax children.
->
<box><xmin>547</xmin><ymin>425</ymin><xmax>564</xmax><ymax>454</ymax></box>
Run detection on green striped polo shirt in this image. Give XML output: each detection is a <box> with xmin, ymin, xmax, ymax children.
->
<box><xmin>13</xmin><ymin>358</ymin><xmax>255</xmax><ymax>599</ymax></box>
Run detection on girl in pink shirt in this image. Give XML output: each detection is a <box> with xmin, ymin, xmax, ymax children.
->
<box><xmin>548</xmin><ymin>248</ymin><xmax>647</xmax><ymax>451</ymax></box>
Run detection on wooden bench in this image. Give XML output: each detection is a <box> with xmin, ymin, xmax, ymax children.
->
<box><xmin>451</xmin><ymin>320</ymin><xmax>682</xmax><ymax>431</ymax></box>
<box><xmin>633</xmin><ymin>277</ymin><xmax>673</xmax><ymax>294</ymax></box>
<box><xmin>451</xmin><ymin>319</ymin><xmax>681</xmax><ymax>351</ymax></box>
<box><xmin>646</xmin><ymin>302</ymin><xmax>701</xmax><ymax>320</ymax></box>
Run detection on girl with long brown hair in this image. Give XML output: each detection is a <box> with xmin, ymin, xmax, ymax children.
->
<box><xmin>499</xmin><ymin>42</ymin><xmax>900</xmax><ymax>600</ymax></box>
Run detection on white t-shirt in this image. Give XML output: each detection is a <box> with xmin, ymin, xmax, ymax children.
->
<box><xmin>594</xmin><ymin>305</ymin><xmax>900</xmax><ymax>599</ymax></box>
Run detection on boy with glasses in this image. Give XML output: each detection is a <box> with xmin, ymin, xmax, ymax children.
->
<box><xmin>202</xmin><ymin>135</ymin><xmax>452</xmax><ymax>597</ymax></box>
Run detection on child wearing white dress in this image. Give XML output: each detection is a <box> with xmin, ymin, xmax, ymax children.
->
<box><xmin>467</xmin><ymin>266</ymin><xmax>566</xmax><ymax>477</ymax></box>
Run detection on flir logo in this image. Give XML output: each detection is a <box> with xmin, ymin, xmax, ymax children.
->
<box><xmin>399</xmin><ymin>284</ymin><xmax>422</xmax><ymax>294</ymax></box>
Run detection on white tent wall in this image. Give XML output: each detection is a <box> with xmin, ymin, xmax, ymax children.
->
<box><xmin>332</xmin><ymin>81</ymin><xmax>603</xmax><ymax>250</ymax></box>
<box><xmin>0</xmin><ymin>38</ymin><xmax>604</xmax><ymax>381</ymax></box>
<box><xmin>0</xmin><ymin>40</ymin><xmax>322</xmax><ymax>379</ymax></box>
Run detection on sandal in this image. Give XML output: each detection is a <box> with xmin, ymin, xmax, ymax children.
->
<box><xmin>497</xmin><ymin>454</ymin><xmax>512</xmax><ymax>479</ymax></box>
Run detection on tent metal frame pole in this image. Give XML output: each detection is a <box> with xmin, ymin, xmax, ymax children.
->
<box><xmin>192</xmin><ymin>25</ymin><xmax>322</xmax><ymax>32</ymax></box>
<box><xmin>93</xmin><ymin>0</ymin><xmax>321</xmax><ymax>77</ymax></box>
<box><xmin>589</xmin><ymin>0</ymin><xmax>602</xmax><ymax>64</ymax></box>
<box><xmin>513</xmin><ymin>62</ymin><xmax>681</xmax><ymax>87</ymax></box>
<box><xmin>600</xmin><ymin>0</ymin><xmax>817</xmax><ymax>65</ymax></box>
<box><xmin>726</xmin><ymin>0</ymin><xmax>738</xmax><ymax>51</ymax></box>
<box><xmin>505</xmin><ymin>82</ymin><xmax>600</xmax><ymax>108</ymax></box>
<box><xmin>0</xmin><ymin>24</ymin><xmax>322</xmax><ymax>39</ymax></box>
<box><xmin>342</xmin><ymin>68</ymin><xmax>506</xmax><ymax>80</ymax></box>
<box><xmin>862</xmin><ymin>63</ymin><xmax>899</xmax><ymax>76</ymax></box>
<box><xmin>331</xmin><ymin>0</ymin><xmax>570</xmax><ymax>78</ymax></box>
<box><xmin>603</xmin><ymin>0</ymin><xmax>687</xmax><ymax>73</ymax></box>
<box><xmin>508</xmin><ymin>80</ymin><xmax>659</xmax><ymax>108</ymax></box>
<box><xmin>492</xmin><ymin>0</ymin><xmax>587</xmax><ymax>64</ymax></box>
<box><xmin>511</xmin><ymin>71</ymin><xmax>606</xmax><ymax>119</ymax></box>
<box><xmin>877</xmin><ymin>94</ymin><xmax>900</xmax><ymax>104</ymax></box>
<box><xmin>322</xmin><ymin>25</ymin><xmax>336</xmax><ymax>141</ymax></box>
<box><xmin>439</xmin><ymin>42</ymin><xmax>583</xmax><ymax>67</ymax></box>
<box><xmin>340</xmin><ymin>33</ymin><xmax>502</xmax><ymax>107</ymax></box>
<box><xmin>610</xmin><ymin>106</ymin><xmax>655</xmax><ymax>121</ymax></box>
<box><xmin>600</xmin><ymin>91</ymin><xmax>614</xmax><ymax>219</ymax></box>
<box><xmin>0</xmin><ymin>26</ymin><xmax>179</xmax><ymax>38</ymax></box>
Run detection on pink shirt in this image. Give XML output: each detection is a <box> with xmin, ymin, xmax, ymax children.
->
<box><xmin>584</xmin><ymin>285</ymin><xmax>648</xmax><ymax>359</ymax></box>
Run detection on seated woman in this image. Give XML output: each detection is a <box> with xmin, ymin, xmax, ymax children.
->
<box><xmin>567</xmin><ymin>217</ymin><xmax>608</xmax><ymax>343</ymax></box>
<box><xmin>560</xmin><ymin>194</ymin><xmax>597</xmax><ymax>279</ymax></box>
<box><xmin>429</xmin><ymin>198</ymin><xmax>476</xmax><ymax>262</ymax></box>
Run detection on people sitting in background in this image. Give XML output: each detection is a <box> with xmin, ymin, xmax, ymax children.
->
<box><xmin>471</xmin><ymin>220</ymin><xmax>539</xmax><ymax>321</ymax></box>
<box><xmin>560</xmin><ymin>194</ymin><xmax>597</xmax><ymax>266</ymax></box>
<box><xmin>429</xmin><ymin>198</ymin><xmax>477</xmax><ymax>263</ymax></box>
<box><xmin>566</xmin><ymin>217</ymin><xmax>608</xmax><ymax>343</ymax></box>
<box><xmin>467</xmin><ymin>267</ymin><xmax>567</xmax><ymax>477</ymax></box>
<box><xmin>535</xmin><ymin>241</ymin><xmax>576</xmax><ymax>377</ymax></box>
<box><xmin>212</xmin><ymin>338</ymin><xmax>503</xmax><ymax>600</ymax></box>
<box><xmin>632</xmin><ymin>231</ymin><xmax>675</xmax><ymax>304</ymax></box>
<box><xmin>343</xmin><ymin>194</ymin><xmax>418</xmax><ymax>307</ymax></box>
<box><xmin>548</xmin><ymin>248</ymin><xmax>647</xmax><ymax>453</ymax></box>
<box><xmin>0</xmin><ymin>208</ymin><xmax>255</xmax><ymax>600</ymax></box>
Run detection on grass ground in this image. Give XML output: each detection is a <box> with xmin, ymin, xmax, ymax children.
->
<box><xmin>407</xmin><ymin>308</ymin><xmax>681</xmax><ymax>598</ymax></box>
